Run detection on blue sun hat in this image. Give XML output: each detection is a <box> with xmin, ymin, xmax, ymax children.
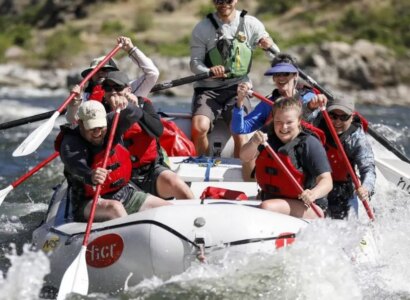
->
<box><xmin>264</xmin><ymin>62</ymin><xmax>298</xmax><ymax>76</ymax></box>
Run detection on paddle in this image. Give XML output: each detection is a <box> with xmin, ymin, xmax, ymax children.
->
<box><xmin>0</xmin><ymin>151</ymin><xmax>59</xmax><ymax>206</ymax></box>
<box><xmin>320</xmin><ymin>107</ymin><xmax>375</xmax><ymax>221</ymax></box>
<box><xmin>266</xmin><ymin>47</ymin><xmax>410</xmax><ymax>164</ymax></box>
<box><xmin>57</xmin><ymin>108</ymin><xmax>121</xmax><ymax>300</ymax></box>
<box><xmin>0</xmin><ymin>71</ymin><xmax>214</xmax><ymax>131</ymax></box>
<box><xmin>12</xmin><ymin>45</ymin><xmax>122</xmax><ymax>157</ymax></box>
<box><xmin>263</xmin><ymin>143</ymin><xmax>323</xmax><ymax>218</ymax></box>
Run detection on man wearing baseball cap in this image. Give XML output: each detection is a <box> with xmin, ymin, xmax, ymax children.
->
<box><xmin>58</xmin><ymin>98</ymin><xmax>170</xmax><ymax>222</ymax></box>
<box><xmin>101</xmin><ymin>71</ymin><xmax>194</xmax><ymax>200</ymax></box>
<box><xmin>314</xmin><ymin>96</ymin><xmax>376</xmax><ymax>219</ymax></box>
<box><xmin>66</xmin><ymin>35</ymin><xmax>159</xmax><ymax>123</ymax></box>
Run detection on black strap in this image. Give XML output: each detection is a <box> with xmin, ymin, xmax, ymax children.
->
<box><xmin>207</xmin><ymin>13</ymin><xmax>219</xmax><ymax>30</ymax></box>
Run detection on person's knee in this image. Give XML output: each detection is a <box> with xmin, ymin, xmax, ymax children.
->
<box><xmin>108</xmin><ymin>201</ymin><xmax>126</xmax><ymax>218</ymax></box>
<box><xmin>260</xmin><ymin>201</ymin><xmax>268</xmax><ymax>210</ymax></box>
<box><xmin>143</xmin><ymin>195</ymin><xmax>171</xmax><ymax>210</ymax></box>
<box><xmin>161</xmin><ymin>171</ymin><xmax>186</xmax><ymax>188</ymax></box>
<box><xmin>192</xmin><ymin>116</ymin><xmax>210</xmax><ymax>135</ymax></box>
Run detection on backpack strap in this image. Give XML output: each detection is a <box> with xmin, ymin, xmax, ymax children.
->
<box><xmin>207</xmin><ymin>13</ymin><xmax>220</xmax><ymax>30</ymax></box>
<box><xmin>235</xmin><ymin>10</ymin><xmax>247</xmax><ymax>37</ymax></box>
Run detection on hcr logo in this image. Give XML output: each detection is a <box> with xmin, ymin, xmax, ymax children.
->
<box><xmin>86</xmin><ymin>233</ymin><xmax>124</xmax><ymax>268</ymax></box>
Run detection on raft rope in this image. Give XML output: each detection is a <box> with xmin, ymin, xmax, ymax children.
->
<box><xmin>50</xmin><ymin>220</ymin><xmax>296</xmax><ymax>250</ymax></box>
<box><xmin>179</xmin><ymin>156</ymin><xmax>220</xmax><ymax>181</ymax></box>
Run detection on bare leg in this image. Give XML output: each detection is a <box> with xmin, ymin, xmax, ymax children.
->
<box><xmin>260</xmin><ymin>198</ymin><xmax>323</xmax><ymax>219</ymax></box>
<box><xmin>192</xmin><ymin>115</ymin><xmax>211</xmax><ymax>156</ymax></box>
<box><xmin>139</xmin><ymin>194</ymin><xmax>172</xmax><ymax>211</ymax></box>
<box><xmin>156</xmin><ymin>170</ymin><xmax>194</xmax><ymax>199</ymax></box>
<box><xmin>242</xmin><ymin>159</ymin><xmax>256</xmax><ymax>182</ymax></box>
<box><xmin>83</xmin><ymin>198</ymin><xmax>127</xmax><ymax>221</ymax></box>
<box><xmin>232</xmin><ymin>133</ymin><xmax>248</xmax><ymax>158</ymax></box>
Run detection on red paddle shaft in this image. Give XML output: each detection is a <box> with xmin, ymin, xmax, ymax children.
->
<box><xmin>82</xmin><ymin>109</ymin><xmax>121</xmax><ymax>246</ymax></box>
<box><xmin>320</xmin><ymin>107</ymin><xmax>375</xmax><ymax>221</ymax></box>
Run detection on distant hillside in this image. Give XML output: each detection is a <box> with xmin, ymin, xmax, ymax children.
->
<box><xmin>1</xmin><ymin>0</ymin><xmax>409</xmax><ymax>69</ymax></box>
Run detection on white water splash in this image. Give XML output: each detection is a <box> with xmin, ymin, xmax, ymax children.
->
<box><xmin>0</xmin><ymin>244</ymin><xmax>50</xmax><ymax>300</ymax></box>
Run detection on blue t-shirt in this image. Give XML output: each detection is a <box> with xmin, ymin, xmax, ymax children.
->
<box><xmin>231</xmin><ymin>89</ymin><xmax>315</xmax><ymax>134</ymax></box>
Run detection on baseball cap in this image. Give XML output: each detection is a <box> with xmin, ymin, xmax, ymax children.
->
<box><xmin>103</xmin><ymin>71</ymin><xmax>130</xmax><ymax>86</ymax></box>
<box><xmin>81</xmin><ymin>56</ymin><xmax>119</xmax><ymax>78</ymax></box>
<box><xmin>77</xmin><ymin>100</ymin><xmax>107</xmax><ymax>130</ymax></box>
<box><xmin>327</xmin><ymin>97</ymin><xmax>355</xmax><ymax>114</ymax></box>
<box><xmin>264</xmin><ymin>63</ymin><xmax>298</xmax><ymax>76</ymax></box>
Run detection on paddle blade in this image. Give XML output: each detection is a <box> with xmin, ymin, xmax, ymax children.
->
<box><xmin>57</xmin><ymin>245</ymin><xmax>89</xmax><ymax>300</ymax></box>
<box><xmin>13</xmin><ymin>111</ymin><xmax>60</xmax><ymax>157</ymax></box>
<box><xmin>0</xmin><ymin>185</ymin><xmax>13</xmax><ymax>206</ymax></box>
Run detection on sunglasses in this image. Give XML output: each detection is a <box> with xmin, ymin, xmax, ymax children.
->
<box><xmin>329</xmin><ymin>112</ymin><xmax>352</xmax><ymax>121</ymax></box>
<box><xmin>103</xmin><ymin>84</ymin><xmax>126</xmax><ymax>92</ymax></box>
<box><xmin>273</xmin><ymin>72</ymin><xmax>293</xmax><ymax>77</ymax></box>
<box><xmin>213</xmin><ymin>0</ymin><xmax>234</xmax><ymax>5</ymax></box>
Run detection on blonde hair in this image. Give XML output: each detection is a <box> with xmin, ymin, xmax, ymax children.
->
<box><xmin>271</xmin><ymin>96</ymin><xmax>302</xmax><ymax>119</ymax></box>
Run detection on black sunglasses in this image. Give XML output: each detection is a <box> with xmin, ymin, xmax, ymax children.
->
<box><xmin>103</xmin><ymin>84</ymin><xmax>126</xmax><ymax>92</ymax></box>
<box><xmin>273</xmin><ymin>72</ymin><xmax>293</xmax><ymax>77</ymax></box>
<box><xmin>329</xmin><ymin>112</ymin><xmax>352</xmax><ymax>121</ymax></box>
<box><xmin>214</xmin><ymin>0</ymin><xmax>234</xmax><ymax>5</ymax></box>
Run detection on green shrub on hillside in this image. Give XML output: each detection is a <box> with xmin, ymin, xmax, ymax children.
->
<box><xmin>0</xmin><ymin>17</ymin><xmax>33</xmax><ymax>61</ymax></box>
<box><xmin>134</xmin><ymin>7</ymin><xmax>154</xmax><ymax>32</ymax></box>
<box><xmin>101</xmin><ymin>20</ymin><xmax>125</xmax><ymax>33</ymax></box>
<box><xmin>257</xmin><ymin>0</ymin><xmax>299</xmax><ymax>15</ymax></box>
<box><xmin>0</xmin><ymin>35</ymin><xmax>13</xmax><ymax>63</ymax></box>
<box><xmin>197</xmin><ymin>4</ymin><xmax>214</xmax><ymax>18</ymax></box>
<box><xmin>338</xmin><ymin>3</ymin><xmax>410</xmax><ymax>54</ymax></box>
<box><xmin>42</xmin><ymin>26</ymin><xmax>84</xmax><ymax>66</ymax></box>
<box><xmin>157</xmin><ymin>35</ymin><xmax>191</xmax><ymax>57</ymax></box>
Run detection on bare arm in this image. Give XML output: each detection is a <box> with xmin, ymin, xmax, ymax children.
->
<box><xmin>118</xmin><ymin>36</ymin><xmax>160</xmax><ymax>97</ymax></box>
<box><xmin>299</xmin><ymin>172</ymin><xmax>333</xmax><ymax>206</ymax></box>
<box><xmin>240</xmin><ymin>131</ymin><xmax>267</xmax><ymax>162</ymax></box>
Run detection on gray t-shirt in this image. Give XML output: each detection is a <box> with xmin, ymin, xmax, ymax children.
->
<box><xmin>190</xmin><ymin>10</ymin><xmax>276</xmax><ymax>89</ymax></box>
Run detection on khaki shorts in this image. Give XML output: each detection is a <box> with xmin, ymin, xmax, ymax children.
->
<box><xmin>192</xmin><ymin>84</ymin><xmax>251</xmax><ymax>131</ymax></box>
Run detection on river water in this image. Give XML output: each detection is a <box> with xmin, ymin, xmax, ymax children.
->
<box><xmin>0</xmin><ymin>90</ymin><xmax>409</xmax><ymax>300</ymax></box>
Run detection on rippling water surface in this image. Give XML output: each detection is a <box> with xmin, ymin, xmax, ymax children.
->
<box><xmin>0</xmin><ymin>92</ymin><xmax>409</xmax><ymax>300</ymax></box>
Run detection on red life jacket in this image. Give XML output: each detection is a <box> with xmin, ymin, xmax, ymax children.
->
<box><xmin>123</xmin><ymin>122</ymin><xmax>159</xmax><ymax>168</ymax></box>
<box><xmin>324</xmin><ymin>117</ymin><xmax>362</xmax><ymax>182</ymax></box>
<box><xmin>255</xmin><ymin>136</ymin><xmax>306</xmax><ymax>199</ymax></box>
<box><xmin>84</xmin><ymin>144</ymin><xmax>132</xmax><ymax>197</ymax></box>
<box><xmin>326</xmin><ymin>144</ymin><xmax>350</xmax><ymax>182</ymax></box>
<box><xmin>159</xmin><ymin>119</ymin><xmax>196</xmax><ymax>157</ymax></box>
<box><xmin>200</xmin><ymin>186</ymin><xmax>248</xmax><ymax>200</ymax></box>
<box><xmin>88</xmin><ymin>84</ymin><xmax>105</xmax><ymax>102</ymax></box>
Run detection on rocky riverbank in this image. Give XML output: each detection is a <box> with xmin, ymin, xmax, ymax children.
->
<box><xmin>1</xmin><ymin>40</ymin><xmax>409</xmax><ymax>106</ymax></box>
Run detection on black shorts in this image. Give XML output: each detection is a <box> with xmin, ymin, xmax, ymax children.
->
<box><xmin>131</xmin><ymin>161</ymin><xmax>170</xmax><ymax>197</ymax></box>
<box><xmin>192</xmin><ymin>84</ymin><xmax>251</xmax><ymax>131</ymax></box>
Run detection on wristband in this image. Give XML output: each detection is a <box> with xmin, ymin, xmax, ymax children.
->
<box><xmin>128</xmin><ymin>46</ymin><xmax>137</xmax><ymax>55</ymax></box>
